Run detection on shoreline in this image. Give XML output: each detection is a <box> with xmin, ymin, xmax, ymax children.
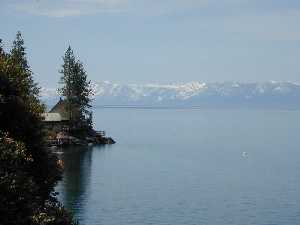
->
<box><xmin>46</xmin><ymin>131</ymin><xmax>116</xmax><ymax>148</ymax></box>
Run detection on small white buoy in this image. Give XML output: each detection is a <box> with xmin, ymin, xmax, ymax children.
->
<box><xmin>242</xmin><ymin>152</ymin><xmax>248</xmax><ymax>158</ymax></box>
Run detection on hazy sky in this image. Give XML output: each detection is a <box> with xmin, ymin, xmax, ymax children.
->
<box><xmin>1</xmin><ymin>0</ymin><xmax>300</xmax><ymax>87</ymax></box>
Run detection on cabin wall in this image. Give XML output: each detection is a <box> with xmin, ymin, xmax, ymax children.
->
<box><xmin>43</xmin><ymin>121</ymin><xmax>69</xmax><ymax>134</ymax></box>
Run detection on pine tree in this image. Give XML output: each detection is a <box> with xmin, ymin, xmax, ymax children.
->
<box><xmin>0</xmin><ymin>32</ymin><xmax>76</xmax><ymax>225</ymax></box>
<box><xmin>10</xmin><ymin>31</ymin><xmax>40</xmax><ymax>99</ymax></box>
<box><xmin>59</xmin><ymin>46</ymin><xmax>93</xmax><ymax>137</ymax></box>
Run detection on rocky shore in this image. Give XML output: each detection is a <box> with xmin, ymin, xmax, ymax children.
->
<box><xmin>46</xmin><ymin>130</ymin><xmax>115</xmax><ymax>148</ymax></box>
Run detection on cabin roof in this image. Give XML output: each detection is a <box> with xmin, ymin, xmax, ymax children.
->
<box><xmin>48</xmin><ymin>98</ymin><xmax>70</xmax><ymax>120</ymax></box>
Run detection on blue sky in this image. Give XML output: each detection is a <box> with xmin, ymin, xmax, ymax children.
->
<box><xmin>1</xmin><ymin>0</ymin><xmax>300</xmax><ymax>87</ymax></box>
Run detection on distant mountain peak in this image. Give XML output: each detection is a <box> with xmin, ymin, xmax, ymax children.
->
<box><xmin>41</xmin><ymin>81</ymin><xmax>300</xmax><ymax>109</ymax></box>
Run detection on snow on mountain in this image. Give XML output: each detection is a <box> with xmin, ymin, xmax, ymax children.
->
<box><xmin>40</xmin><ymin>81</ymin><xmax>300</xmax><ymax>108</ymax></box>
<box><xmin>90</xmin><ymin>81</ymin><xmax>207</xmax><ymax>99</ymax></box>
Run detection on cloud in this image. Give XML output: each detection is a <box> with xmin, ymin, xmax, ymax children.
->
<box><xmin>5</xmin><ymin>0</ymin><xmax>300</xmax><ymax>42</ymax></box>
<box><xmin>7</xmin><ymin>0</ymin><xmax>248</xmax><ymax>18</ymax></box>
<box><xmin>10</xmin><ymin>0</ymin><xmax>129</xmax><ymax>17</ymax></box>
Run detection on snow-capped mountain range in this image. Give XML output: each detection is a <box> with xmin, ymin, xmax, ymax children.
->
<box><xmin>41</xmin><ymin>81</ymin><xmax>300</xmax><ymax>109</ymax></box>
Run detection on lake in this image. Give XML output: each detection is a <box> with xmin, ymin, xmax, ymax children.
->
<box><xmin>56</xmin><ymin>108</ymin><xmax>300</xmax><ymax>225</ymax></box>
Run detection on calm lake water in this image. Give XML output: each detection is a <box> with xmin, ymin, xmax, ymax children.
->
<box><xmin>56</xmin><ymin>109</ymin><xmax>300</xmax><ymax>225</ymax></box>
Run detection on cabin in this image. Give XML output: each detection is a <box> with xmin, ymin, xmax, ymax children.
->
<box><xmin>42</xmin><ymin>98</ymin><xmax>116</xmax><ymax>146</ymax></box>
<box><xmin>41</xmin><ymin>98</ymin><xmax>69</xmax><ymax>133</ymax></box>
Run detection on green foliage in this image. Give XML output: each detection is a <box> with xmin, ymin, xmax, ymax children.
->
<box><xmin>0</xmin><ymin>132</ymin><xmax>39</xmax><ymax>225</ymax></box>
<box><xmin>59</xmin><ymin>46</ymin><xmax>93</xmax><ymax>137</ymax></box>
<box><xmin>0</xmin><ymin>32</ymin><xmax>77</xmax><ymax>225</ymax></box>
<box><xmin>0</xmin><ymin>32</ymin><xmax>58</xmax><ymax>196</ymax></box>
<box><xmin>0</xmin><ymin>133</ymin><xmax>76</xmax><ymax>225</ymax></box>
<box><xmin>32</xmin><ymin>200</ymin><xmax>78</xmax><ymax>225</ymax></box>
<box><xmin>10</xmin><ymin>31</ymin><xmax>40</xmax><ymax>100</ymax></box>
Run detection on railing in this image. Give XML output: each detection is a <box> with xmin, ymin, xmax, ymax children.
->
<box><xmin>95</xmin><ymin>131</ymin><xmax>106</xmax><ymax>137</ymax></box>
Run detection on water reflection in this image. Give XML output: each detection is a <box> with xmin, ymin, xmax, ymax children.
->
<box><xmin>56</xmin><ymin>146</ymin><xmax>94</xmax><ymax>217</ymax></box>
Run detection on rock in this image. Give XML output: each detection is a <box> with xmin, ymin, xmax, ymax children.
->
<box><xmin>106</xmin><ymin>137</ymin><xmax>116</xmax><ymax>144</ymax></box>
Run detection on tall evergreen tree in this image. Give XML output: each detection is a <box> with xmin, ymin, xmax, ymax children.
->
<box><xmin>10</xmin><ymin>31</ymin><xmax>40</xmax><ymax>99</ymax></box>
<box><xmin>0</xmin><ymin>32</ymin><xmax>76</xmax><ymax>225</ymax></box>
<box><xmin>59</xmin><ymin>46</ymin><xmax>93</xmax><ymax>137</ymax></box>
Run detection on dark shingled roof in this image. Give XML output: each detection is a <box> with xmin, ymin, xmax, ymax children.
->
<box><xmin>49</xmin><ymin>98</ymin><xmax>70</xmax><ymax>121</ymax></box>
